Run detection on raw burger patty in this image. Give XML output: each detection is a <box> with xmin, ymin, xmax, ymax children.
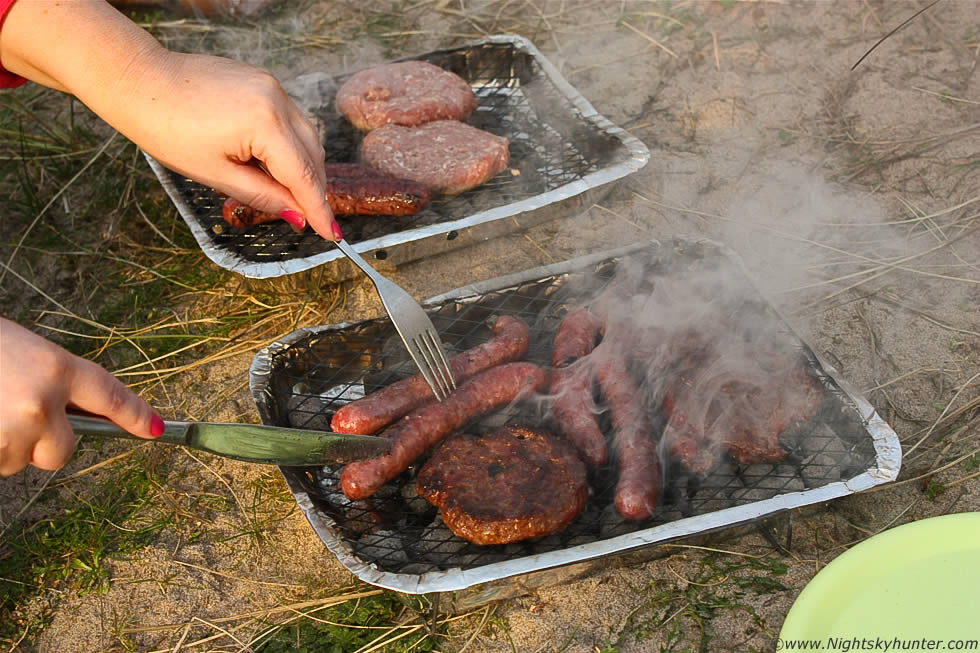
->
<box><xmin>360</xmin><ymin>120</ymin><xmax>511</xmax><ymax>195</ymax></box>
<box><xmin>335</xmin><ymin>61</ymin><xmax>478</xmax><ymax>131</ymax></box>
<box><xmin>416</xmin><ymin>425</ymin><xmax>588</xmax><ymax>545</ymax></box>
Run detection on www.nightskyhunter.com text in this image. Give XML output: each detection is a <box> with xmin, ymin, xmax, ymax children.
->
<box><xmin>775</xmin><ymin>637</ymin><xmax>979</xmax><ymax>651</ymax></box>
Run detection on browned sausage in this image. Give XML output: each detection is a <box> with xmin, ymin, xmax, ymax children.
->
<box><xmin>222</xmin><ymin>198</ymin><xmax>274</xmax><ymax>227</ymax></box>
<box><xmin>339</xmin><ymin>362</ymin><xmax>549</xmax><ymax>501</ymax></box>
<box><xmin>552</xmin><ymin>308</ymin><xmax>601</xmax><ymax>368</ymax></box>
<box><xmin>594</xmin><ymin>341</ymin><xmax>661</xmax><ymax>520</ymax></box>
<box><xmin>323</xmin><ymin>177</ymin><xmax>430</xmax><ymax>216</ymax></box>
<box><xmin>221</xmin><ymin>177</ymin><xmax>431</xmax><ymax>227</ymax></box>
<box><xmin>331</xmin><ymin>315</ymin><xmax>531</xmax><ymax>435</ymax></box>
<box><xmin>549</xmin><ymin>309</ymin><xmax>607</xmax><ymax>468</ymax></box>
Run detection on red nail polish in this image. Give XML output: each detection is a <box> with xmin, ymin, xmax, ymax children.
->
<box><xmin>279</xmin><ymin>209</ymin><xmax>306</xmax><ymax>230</ymax></box>
<box><xmin>332</xmin><ymin>220</ymin><xmax>343</xmax><ymax>240</ymax></box>
<box><xmin>150</xmin><ymin>415</ymin><xmax>165</xmax><ymax>438</ymax></box>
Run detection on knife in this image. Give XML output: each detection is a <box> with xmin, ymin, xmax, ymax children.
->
<box><xmin>68</xmin><ymin>414</ymin><xmax>391</xmax><ymax>466</ymax></box>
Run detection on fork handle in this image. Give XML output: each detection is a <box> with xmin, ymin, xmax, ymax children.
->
<box><xmin>334</xmin><ymin>239</ymin><xmax>386</xmax><ymax>287</ymax></box>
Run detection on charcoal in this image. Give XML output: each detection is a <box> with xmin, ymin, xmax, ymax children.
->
<box><xmin>371</xmin><ymin>480</ymin><xmax>402</xmax><ymax>503</ymax></box>
<box><xmin>343</xmin><ymin>507</ymin><xmax>384</xmax><ymax>535</ymax></box>
<box><xmin>687</xmin><ymin>462</ymin><xmax>739</xmax><ymax>513</ymax></box>
<box><xmin>401</xmin><ymin>480</ymin><xmax>434</xmax><ymax>514</ymax></box>
<box><xmin>733</xmin><ymin>487</ymin><xmax>778</xmax><ymax>503</ymax></box>
<box><xmin>799</xmin><ymin>452</ymin><xmax>843</xmax><ymax>488</ymax></box>
<box><xmin>739</xmin><ymin>464</ymin><xmax>807</xmax><ymax>493</ymax></box>
<box><xmin>599</xmin><ymin>504</ymin><xmax>638</xmax><ymax>538</ymax></box>
<box><xmin>530</xmin><ymin>534</ymin><xmax>565</xmax><ymax>553</ymax></box>
<box><xmin>287</xmin><ymin>383</ymin><xmax>332</xmax><ymax>431</ymax></box>
<box><xmin>355</xmin><ymin>530</ymin><xmax>408</xmax><ymax>563</ymax></box>
<box><xmin>567</xmin><ymin>534</ymin><xmax>598</xmax><ymax>547</ymax></box>
<box><xmin>316</xmin><ymin>466</ymin><xmax>341</xmax><ymax>490</ymax></box>
<box><xmin>398</xmin><ymin>563</ymin><xmax>440</xmax><ymax>575</ymax></box>
<box><xmin>502</xmin><ymin>543</ymin><xmax>524</xmax><ymax>557</ymax></box>
<box><xmin>316</xmin><ymin>467</ymin><xmax>376</xmax><ymax>516</ymax></box>
<box><xmin>413</xmin><ymin>517</ymin><xmax>482</xmax><ymax>567</ymax></box>
<box><xmin>322</xmin><ymin>383</ymin><xmax>367</xmax><ymax>404</ymax></box>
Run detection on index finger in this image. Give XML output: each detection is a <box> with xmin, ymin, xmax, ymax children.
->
<box><xmin>67</xmin><ymin>357</ymin><xmax>160</xmax><ymax>439</ymax></box>
<box><xmin>259</xmin><ymin>129</ymin><xmax>339</xmax><ymax>241</ymax></box>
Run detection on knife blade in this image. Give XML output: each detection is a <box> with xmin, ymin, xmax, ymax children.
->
<box><xmin>68</xmin><ymin>414</ymin><xmax>391</xmax><ymax>465</ymax></box>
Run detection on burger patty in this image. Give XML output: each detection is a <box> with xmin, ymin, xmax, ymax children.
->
<box><xmin>335</xmin><ymin>61</ymin><xmax>478</xmax><ymax>131</ymax></box>
<box><xmin>416</xmin><ymin>425</ymin><xmax>588</xmax><ymax>545</ymax></box>
<box><xmin>360</xmin><ymin>120</ymin><xmax>511</xmax><ymax>195</ymax></box>
<box><xmin>662</xmin><ymin>353</ymin><xmax>824</xmax><ymax>474</ymax></box>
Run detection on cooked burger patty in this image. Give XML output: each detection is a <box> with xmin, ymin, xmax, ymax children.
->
<box><xmin>335</xmin><ymin>61</ymin><xmax>478</xmax><ymax>131</ymax></box>
<box><xmin>416</xmin><ymin>425</ymin><xmax>588</xmax><ymax>545</ymax></box>
<box><xmin>663</xmin><ymin>353</ymin><xmax>824</xmax><ymax>474</ymax></box>
<box><xmin>360</xmin><ymin>120</ymin><xmax>511</xmax><ymax>195</ymax></box>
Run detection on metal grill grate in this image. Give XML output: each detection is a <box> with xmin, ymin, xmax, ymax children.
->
<box><xmin>155</xmin><ymin>38</ymin><xmax>627</xmax><ymax>267</ymax></box>
<box><xmin>255</xmin><ymin>240</ymin><xmax>883</xmax><ymax>578</ymax></box>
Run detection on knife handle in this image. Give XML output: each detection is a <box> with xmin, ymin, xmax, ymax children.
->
<box><xmin>68</xmin><ymin>413</ymin><xmax>193</xmax><ymax>447</ymax></box>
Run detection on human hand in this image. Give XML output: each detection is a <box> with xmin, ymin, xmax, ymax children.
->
<box><xmin>0</xmin><ymin>0</ymin><xmax>341</xmax><ymax>241</ymax></box>
<box><xmin>115</xmin><ymin>50</ymin><xmax>342</xmax><ymax>240</ymax></box>
<box><xmin>0</xmin><ymin>318</ymin><xmax>163</xmax><ymax>477</ymax></box>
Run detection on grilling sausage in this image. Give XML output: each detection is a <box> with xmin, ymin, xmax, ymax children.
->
<box><xmin>221</xmin><ymin>176</ymin><xmax>431</xmax><ymax>227</ymax></box>
<box><xmin>339</xmin><ymin>361</ymin><xmax>549</xmax><ymax>501</ymax></box>
<box><xmin>594</xmin><ymin>342</ymin><xmax>662</xmax><ymax>520</ymax></box>
<box><xmin>331</xmin><ymin>315</ymin><xmax>531</xmax><ymax>435</ymax></box>
<box><xmin>549</xmin><ymin>309</ymin><xmax>607</xmax><ymax>468</ymax></box>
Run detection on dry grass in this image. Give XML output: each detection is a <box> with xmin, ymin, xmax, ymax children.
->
<box><xmin>2</xmin><ymin>0</ymin><xmax>978</xmax><ymax>651</ymax></box>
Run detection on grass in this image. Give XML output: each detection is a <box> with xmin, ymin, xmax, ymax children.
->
<box><xmin>0</xmin><ymin>9</ymin><xmax>478</xmax><ymax>650</ymax></box>
<box><xmin>598</xmin><ymin>552</ymin><xmax>787</xmax><ymax>652</ymax></box>
<box><xmin>255</xmin><ymin>591</ymin><xmax>440</xmax><ymax>653</ymax></box>
<box><xmin>0</xmin><ymin>40</ymin><xmax>347</xmax><ymax>653</ymax></box>
<box><xmin>0</xmin><ymin>450</ymin><xmax>174</xmax><ymax>645</ymax></box>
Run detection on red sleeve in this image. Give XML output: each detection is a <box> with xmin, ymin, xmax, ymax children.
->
<box><xmin>0</xmin><ymin>0</ymin><xmax>28</xmax><ymax>89</ymax></box>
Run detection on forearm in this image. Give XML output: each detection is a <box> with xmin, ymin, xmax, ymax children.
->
<box><xmin>0</xmin><ymin>0</ymin><xmax>339</xmax><ymax>239</ymax></box>
<box><xmin>0</xmin><ymin>0</ymin><xmax>166</xmax><ymax>93</ymax></box>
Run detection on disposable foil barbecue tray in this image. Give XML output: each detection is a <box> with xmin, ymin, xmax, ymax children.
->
<box><xmin>249</xmin><ymin>238</ymin><xmax>901</xmax><ymax>594</ymax></box>
<box><xmin>146</xmin><ymin>34</ymin><xmax>650</xmax><ymax>279</ymax></box>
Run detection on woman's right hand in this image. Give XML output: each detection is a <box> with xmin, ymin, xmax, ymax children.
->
<box><xmin>0</xmin><ymin>318</ymin><xmax>163</xmax><ymax>477</ymax></box>
<box><xmin>0</xmin><ymin>0</ymin><xmax>341</xmax><ymax>241</ymax></box>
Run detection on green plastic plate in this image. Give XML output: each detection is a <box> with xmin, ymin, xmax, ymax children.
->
<box><xmin>779</xmin><ymin>512</ymin><xmax>980</xmax><ymax>648</ymax></box>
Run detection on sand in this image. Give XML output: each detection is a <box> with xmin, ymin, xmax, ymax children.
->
<box><xmin>2</xmin><ymin>1</ymin><xmax>978</xmax><ymax>651</ymax></box>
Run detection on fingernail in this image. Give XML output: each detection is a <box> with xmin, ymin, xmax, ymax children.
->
<box><xmin>331</xmin><ymin>220</ymin><xmax>343</xmax><ymax>240</ymax></box>
<box><xmin>279</xmin><ymin>209</ymin><xmax>306</xmax><ymax>231</ymax></box>
<box><xmin>150</xmin><ymin>414</ymin><xmax>165</xmax><ymax>438</ymax></box>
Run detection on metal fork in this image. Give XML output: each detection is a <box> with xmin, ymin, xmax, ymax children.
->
<box><xmin>334</xmin><ymin>239</ymin><xmax>457</xmax><ymax>400</ymax></box>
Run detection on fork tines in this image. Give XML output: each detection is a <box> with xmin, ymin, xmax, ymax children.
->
<box><xmin>411</xmin><ymin>330</ymin><xmax>457</xmax><ymax>401</ymax></box>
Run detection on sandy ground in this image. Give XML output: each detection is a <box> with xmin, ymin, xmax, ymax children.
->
<box><xmin>3</xmin><ymin>0</ymin><xmax>979</xmax><ymax>651</ymax></box>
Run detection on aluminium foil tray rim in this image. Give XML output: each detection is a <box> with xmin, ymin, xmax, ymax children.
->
<box><xmin>145</xmin><ymin>33</ymin><xmax>651</xmax><ymax>279</ymax></box>
<box><xmin>249</xmin><ymin>237</ymin><xmax>902</xmax><ymax>595</ymax></box>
